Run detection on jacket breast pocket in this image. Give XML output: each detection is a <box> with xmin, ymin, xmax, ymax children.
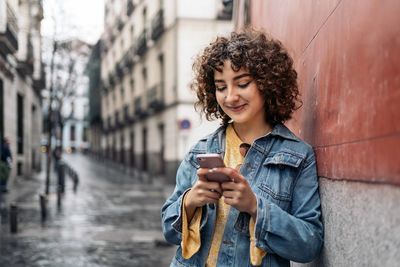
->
<box><xmin>257</xmin><ymin>151</ymin><xmax>304</xmax><ymax>203</ymax></box>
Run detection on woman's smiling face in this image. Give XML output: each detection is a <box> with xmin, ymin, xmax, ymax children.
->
<box><xmin>214</xmin><ymin>60</ymin><xmax>266</xmax><ymax>127</ymax></box>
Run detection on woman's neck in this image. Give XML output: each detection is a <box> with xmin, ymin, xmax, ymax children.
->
<box><xmin>232</xmin><ymin>121</ymin><xmax>272</xmax><ymax>144</ymax></box>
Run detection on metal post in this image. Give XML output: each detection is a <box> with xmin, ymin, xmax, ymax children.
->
<box><xmin>73</xmin><ymin>172</ymin><xmax>79</xmax><ymax>193</ymax></box>
<box><xmin>39</xmin><ymin>194</ymin><xmax>47</xmax><ymax>222</ymax></box>
<box><xmin>57</xmin><ymin>161</ymin><xmax>65</xmax><ymax>194</ymax></box>
<box><xmin>10</xmin><ymin>203</ymin><xmax>18</xmax><ymax>233</ymax></box>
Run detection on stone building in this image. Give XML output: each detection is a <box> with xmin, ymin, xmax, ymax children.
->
<box><xmin>99</xmin><ymin>0</ymin><xmax>233</xmax><ymax>183</ymax></box>
<box><xmin>0</xmin><ymin>0</ymin><xmax>45</xmax><ymax>178</ymax></box>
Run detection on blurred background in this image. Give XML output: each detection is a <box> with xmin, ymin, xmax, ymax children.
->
<box><xmin>0</xmin><ymin>0</ymin><xmax>399</xmax><ymax>266</ymax></box>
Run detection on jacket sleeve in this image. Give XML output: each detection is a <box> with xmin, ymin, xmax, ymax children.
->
<box><xmin>253</xmin><ymin>152</ymin><xmax>324</xmax><ymax>263</ymax></box>
<box><xmin>161</xmin><ymin>153</ymin><xmax>209</xmax><ymax>245</ymax></box>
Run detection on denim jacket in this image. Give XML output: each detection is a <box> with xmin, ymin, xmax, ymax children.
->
<box><xmin>161</xmin><ymin>124</ymin><xmax>323</xmax><ymax>267</ymax></box>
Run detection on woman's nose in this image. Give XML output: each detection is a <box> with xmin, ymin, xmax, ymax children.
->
<box><xmin>225</xmin><ymin>88</ymin><xmax>240</xmax><ymax>102</ymax></box>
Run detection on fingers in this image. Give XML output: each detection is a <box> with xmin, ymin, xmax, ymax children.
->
<box><xmin>197</xmin><ymin>168</ymin><xmax>209</xmax><ymax>181</ymax></box>
<box><xmin>221</xmin><ymin>189</ymin><xmax>237</xmax><ymax>199</ymax></box>
<box><xmin>204</xmin><ymin>189</ymin><xmax>222</xmax><ymax>201</ymax></box>
<box><xmin>212</xmin><ymin>167</ymin><xmax>246</xmax><ymax>184</ymax></box>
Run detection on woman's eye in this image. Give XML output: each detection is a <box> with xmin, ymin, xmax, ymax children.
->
<box><xmin>216</xmin><ymin>86</ymin><xmax>226</xmax><ymax>91</ymax></box>
<box><xmin>238</xmin><ymin>81</ymin><xmax>251</xmax><ymax>88</ymax></box>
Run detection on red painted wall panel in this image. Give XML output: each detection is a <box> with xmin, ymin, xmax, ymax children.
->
<box><xmin>239</xmin><ymin>0</ymin><xmax>400</xmax><ymax>185</ymax></box>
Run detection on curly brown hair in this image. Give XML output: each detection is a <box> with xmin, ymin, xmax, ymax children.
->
<box><xmin>191</xmin><ymin>29</ymin><xmax>302</xmax><ymax>126</ymax></box>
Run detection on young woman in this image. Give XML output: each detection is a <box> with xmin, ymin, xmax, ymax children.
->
<box><xmin>161</xmin><ymin>29</ymin><xmax>323</xmax><ymax>267</ymax></box>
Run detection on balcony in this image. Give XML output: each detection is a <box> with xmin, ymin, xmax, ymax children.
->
<box><xmin>127</xmin><ymin>1</ymin><xmax>136</xmax><ymax>16</ymax></box>
<box><xmin>116</xmin><ymin>61</ymin><xmax>124</xmax><ymax>78</ymax></box>
<box><xmin>122</xmin><ymin>50</ymin><xmax>134</xmax><ymax>70</ymax></box>
<box><xmin>151</xmin><ymin>9</ymin><xmax>164</xmax><ymax>41</ymax></box>
<box><xmin>109</xmin><ymin>72</ymin><xmax>115</xmax><ymax>86</ymax></box>
<box><xmin>123</xmin><ymin>105</ymin><xmax>135</xmax><ymax>125</ymax></box>
<box><xmin>109</xmin><ymin>30</ymin><xmax>116</xmax><ymax>44</ymax></box>
<box><xmin>16</xmin><ymin>39</ymin><xmax>34</xmax><ymax>76</ymax></box>
<box><xmin>33</xmin><ymin>68</ymin><xmax>46</xmax><ymax>96</ymax></box>
<box><xmin>217</xmin><ymin>0</ymin><xmax>233</xmax><ymax>20</ymax></box>
<box><xmin>134</xmin><ymin>96</ymin><xmax>148</xmax><ymax>119</ymax></box>
<box><xmin>0</xmin><ymin>2</ymin><xmax>19</xmax><ymax>56</ymax></box>
<box><xmin>147</xmin><ymin>83</ymin><xmax>165</xmax><ymax>113</ymax></box>
<box><xmin>135</xmin><ymin>29</ymin><xmax>147</xmax><ymax>57</ymax></box>
<box><xmin>115</xmin><ymin>112</ymin><xmax>122</xmax><ymax>129</ymax></box>
<box><xmin>117</xmin><ymin>17</ymin><xmax>124</xmax><ymax>32</ymax></box>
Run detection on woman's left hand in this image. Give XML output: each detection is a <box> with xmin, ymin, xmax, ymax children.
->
<box><xmin>213</xmin><ymin>167</ymin><xmax>258</xmax><ymax>219</ymax></box>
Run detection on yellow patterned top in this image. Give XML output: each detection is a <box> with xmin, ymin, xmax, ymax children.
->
<box><xmin>181</xmin><ymin>124</ymin><xmax>266</xmax><ymax>266</ymax></box>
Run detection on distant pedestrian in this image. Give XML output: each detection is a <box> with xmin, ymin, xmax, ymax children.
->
<box><xmin>0</xmin><ymin>137</ymin><xmax>13</xmax><ymax>193</ymax></box>
<box><xmin>161</xmin><ymin>29</ymin><xmax>323</xmax><ymax>266</ymax></box>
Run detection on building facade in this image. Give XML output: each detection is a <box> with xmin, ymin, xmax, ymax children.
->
<box><xmin>234</xmin><ymin>0</ymin><xmax>400</xmax><ymax>266</ymax></box>
<box><xmin>0</xmin><ymin>0</ymin><xmax>45</xmax><ymax>178</ymax></box>
<box><xmin>99</xmin><ymin>0</ymin><xmax>233</xmax><ymax>183</ymax></box>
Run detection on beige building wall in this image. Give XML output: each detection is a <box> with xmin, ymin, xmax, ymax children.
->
<box><xmin>0</xmin><ymin>0</ymin><xmax>44</xmax><ymax>180</ymax></box>
<box><xmin>99</xmin><ymin>0</ymin><xmax>233</xmax><ymax>183</ymax></box>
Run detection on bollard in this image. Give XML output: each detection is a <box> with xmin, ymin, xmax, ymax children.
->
<box><xmin>57</xmin><ymin>188</ymin><xmax>62</xmax><ymax>209</ymax></box>
<box><xmin>73</xmin><ymin>173</ymin><xmax>79</xmax><ymax>193</ymax></box>
<box><xmin>10</xmin><ymin>203</ymin><xmax>18</xmax><ymax>233</ymax></box>
<box><xmin>57</xmin><ymin>161</ymin><xmax>65</xmax><ymax>194</ymax></box>
<box><xmin>39</xmin><ymin>194</ymin><xmax>47</xmax><ymax>222</ymax></box>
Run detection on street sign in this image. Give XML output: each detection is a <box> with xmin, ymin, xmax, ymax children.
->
<box><xmin>179</xmin><ymin>119</ymin><xmax>191</xmax><ymax>130</ymax></box>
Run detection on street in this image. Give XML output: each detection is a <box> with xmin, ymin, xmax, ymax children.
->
<box><xmin>0</xmin><ymin>153</ymin><xmax>175</xmax><ymax>267</ymax></box>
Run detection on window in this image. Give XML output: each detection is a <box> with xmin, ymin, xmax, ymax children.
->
<box><xmin>70</xmin><ymin>125</ymin><xmax>76</xmax><ymax>141</ymax></box>
<box><xmin>82</xmin><ymin>127</ymin><xmax>88</xmax><ymax>142</ymax></box>
<box><xmin>17</xmin><ymin>94</ymin><xmax>24</xmax><ymax>154</ymax></box>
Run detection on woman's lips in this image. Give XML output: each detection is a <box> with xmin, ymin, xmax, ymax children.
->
<box><xmin>226</xmin><ymin>104</ymin><xmax>246</xmax><ymax>113</ymax></box>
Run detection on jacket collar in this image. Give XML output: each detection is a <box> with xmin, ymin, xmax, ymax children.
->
<box><xmin>208</xmin><ymin>123</ymin><xmax>299</xmax><ymax>152</ymax></box>
<box><xmin>269</xmin><ymin>124</ymin><xmax>300</xmax><ymax>142</ymax></box>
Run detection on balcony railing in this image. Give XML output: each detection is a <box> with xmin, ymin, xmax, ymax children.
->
<box><xmin>123</xmin><ymin>50</ymin><xmax>134</xmax><ymax>70</ymax></box>
<box><xmin>0</xmin><ymin>2</ymin><xmax>19</xmax><ymax>55</ymax></box>
<box><xmin>109</xmin><ymin>72</ymin><xmax>115</xmax><ymax>86</ymax></box>
<box><xmin>122</xmin><ymin>105</ymin><xmax>135</xmax><ymax>125</ymax></box>
<box><xmin>116</xmin><ymin>61</ymin><xmax>124</xmax><ymax>78</ymax></box>
<box><xmin>135</xmin><ymin>29</ymin><xmax>147</xmax><ymax>56</ymax></box>
<box><xmin>17</xmin><ymin>39</ymin><xmax>34</xmax><ymax>76</ymax></box>
<box><xmin>117</xmin><ymin>17</ymin><xmax>124</xmax><ymax>32</ymax></box>
<box><xmin>151</xmin><ymin>9</ymin><xmax>164</xmax><ymax>41</ymax></box>
<box><xmin>134</xmin><ymin>96</ymin><xmax>148</xmax><ymax>119</ymax></box>
<box><xmin>115</xmin><ymin>111</ymin><xmax>122</xmax><ymax>129</ymax></box>
<box><xmin>127</xmin><ymin>1</ymin><xmax>136</xmax><ymax>16</ymax></box>
<box><xmin>33</xmin><ymin>67</ymin><xmax>46</xmax><ymax>95</ymax></box>
<box><xmin>147</xmin><ymin>83</ymin><xmax>165</xmax><ymax>112</ymax></box>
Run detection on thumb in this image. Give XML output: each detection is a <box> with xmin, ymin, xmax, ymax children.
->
<box><xmin>226</xmin><ymin>167</ymin><xmax>246</xmax><ymax>184</ymax></box>
<box><xmin>197</xmin><ymin>168</ymin><xmax>209</xmax><ymax>181</ymax></box>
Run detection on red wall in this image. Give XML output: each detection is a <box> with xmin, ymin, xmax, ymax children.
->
<box><xmin>238</xmin><ymin>0</ymin><xmax>400</xmax><ymax>185</ymax></box>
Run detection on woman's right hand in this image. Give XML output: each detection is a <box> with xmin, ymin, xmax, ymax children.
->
<box><xmin>184</xmin><ymin>168</ymin><xmax>222</xmax><ymax>211</ymax></box>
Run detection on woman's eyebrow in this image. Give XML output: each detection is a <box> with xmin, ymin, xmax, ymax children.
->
<box><xmin>233</xmin><ymin>73</ymin><xmax>251</xmax><ymax>80</ymax></box>
<box><xmin>214</xmin><ymin>73</ymin><xmax>252</xmax><ymax>83</ymax></box>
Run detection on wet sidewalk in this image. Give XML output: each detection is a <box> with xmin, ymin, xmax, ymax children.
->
<box><xmin>0</xmin><ymin>153</ymin><xmax>175</xmax><ymax>267</ymax></box>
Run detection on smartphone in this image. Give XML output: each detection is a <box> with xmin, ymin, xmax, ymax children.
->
<box><xmin>196</xmin><ymin>153</ymin><xmax>231</xmax><ymax>182</ymax></box>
